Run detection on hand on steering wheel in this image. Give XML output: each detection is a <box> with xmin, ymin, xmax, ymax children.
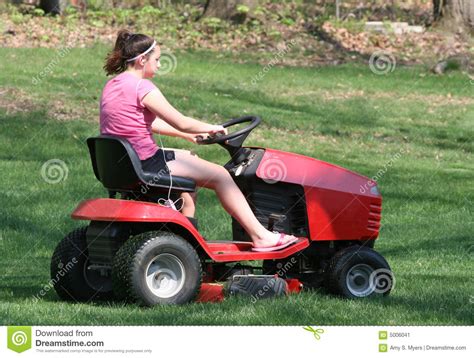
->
<box><xmin>194</xmin><ymin>125</ymin><xmax>227</xmax><ymax>144</ymax></box>
<box><xmin>196</xmin><ymin>116</ymin><xmax>261</xmax><ymax>145</ymax></box>
<box><xmin>208</xmin><ymin>125</ymin><xmax>228</xmax><ymax>137</ymax></box>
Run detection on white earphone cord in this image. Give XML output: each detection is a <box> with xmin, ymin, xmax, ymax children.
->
<box><xmin>157</xmin><ymin>129</ymin><xmax>184</xmax><ymax>210</ymax></box>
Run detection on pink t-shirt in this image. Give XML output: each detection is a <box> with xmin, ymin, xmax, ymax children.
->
<box><xmin>100</xmin><ymin>72</ymin><xmax>158</xmax><ymax>160</ymax></box>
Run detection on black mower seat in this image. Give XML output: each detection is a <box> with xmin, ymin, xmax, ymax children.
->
<box><xmin>87</xmin><ymin>135</ymin><xmax>196</xmax><ymax>193</ymax></box>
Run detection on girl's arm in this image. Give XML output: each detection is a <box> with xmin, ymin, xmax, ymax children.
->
<box><xmin>151</xmin><ymin>117</ymin><xmax>204</xmax><ymax>143</ymax></box>
<box><xmin>143</xmin><ymin>88</ymin><xmax>226</xmax><ymax>135</ymax></box>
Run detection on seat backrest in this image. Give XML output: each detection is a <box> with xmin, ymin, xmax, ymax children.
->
<box><xmin>87</xmin><ymin>135</ymin><xmax>144</xmax><ymax>191</ymax></box>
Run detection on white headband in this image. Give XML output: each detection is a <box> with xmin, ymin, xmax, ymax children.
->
<box><xmin>126</xmin><ymin>40</ymin><xmax>157</xmax><ymax>62</ymax></box>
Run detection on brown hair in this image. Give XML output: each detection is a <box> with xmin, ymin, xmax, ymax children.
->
<box><xmin>103</xmin><ymin>29</ymin><xmax>155</xmax><ymax>76</ymax></box>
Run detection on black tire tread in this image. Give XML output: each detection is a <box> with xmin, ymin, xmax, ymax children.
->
<box><xmin>51</xmin><ymin>226</ymin><xmax>113</xmax><ymax>301</ymax></box>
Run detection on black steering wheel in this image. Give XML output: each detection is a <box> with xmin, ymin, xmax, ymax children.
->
<box><xmin>198</xmin><ymin>115</ymin><xmax>261</xmax><ymax>145</ymax></box>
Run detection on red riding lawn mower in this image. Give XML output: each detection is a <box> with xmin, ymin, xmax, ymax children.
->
<box><xmin>51</xmin><ymin>116</ymin><xmax>393</xmax><ymax>306</ymax></box>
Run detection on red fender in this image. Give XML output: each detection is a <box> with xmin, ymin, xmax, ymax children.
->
<box><xmin>72</xmin><ymin>198</ymin><xmax>309</xmax><ymax>262</ymax></box>
<box><xmin>72</xmin><ymin>197</ymin><xmax>206</xmax><ymax>242</ymax></box>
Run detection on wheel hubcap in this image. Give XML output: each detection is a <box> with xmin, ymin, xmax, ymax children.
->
<box><xmin>145</xmin><ymin>254</ymin><xmax>185</xmax><ymax>298</ymax></box>
<box><xmin>346</xmin><ymin>264</ymin><xmax>375</xmax><ymax>297</ymax></box>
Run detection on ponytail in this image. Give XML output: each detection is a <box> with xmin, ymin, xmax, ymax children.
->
<box><xmin>103</xmin><ymin>29</ymin><xmax>155</xmax><ymax>76</ymax></box>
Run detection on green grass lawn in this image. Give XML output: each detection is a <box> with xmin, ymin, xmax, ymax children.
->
<box><xmin>0</xmin><ymin>46</ymin><xmax>473</xmax><ymax>325</ymax></box>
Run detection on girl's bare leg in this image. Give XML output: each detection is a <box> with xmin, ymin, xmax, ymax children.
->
<box><xmin>166</xmin><ymin>151</ymin><xmax>296</xmax><ymax>248</ymax></box>
<box><xmin>180</xmin><ymin>192</ymin><xmax>196</xmax><ymax>217</ymax></box>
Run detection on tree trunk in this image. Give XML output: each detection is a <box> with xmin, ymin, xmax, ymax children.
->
<box><xmin>203</xmin><ymin>0</ymin><xmax>259</xmax><ymax>23</ymax></box>
<box><xmin>39</xmin><ymin>0</ymin><xmax>61</xmax><ymax>15</ymax></box>
<box><xmin>433</xmin><ymin>0</ymin><xmax>474</xmax><ymax>32</ymax></box>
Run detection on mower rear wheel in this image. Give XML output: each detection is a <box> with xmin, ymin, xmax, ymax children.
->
<box><xmin>50</xmin><ymin>226</ymin><xmax>114</xmax><ymax>301</ymax></box>
<box><xmin>326</xmin><ymin>246</ymin><xmax>393</xmax><ymax>298</ymax></box>
<box><xmin>112</xmin><ymin>231</ymin><xmax>202</xmax><ymax>306</ymax></box>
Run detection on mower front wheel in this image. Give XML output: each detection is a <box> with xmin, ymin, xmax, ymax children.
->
<box><xmin>112</xmin><ymin>231</ymin><xmax>202</xmax><ymax>306</ymax></box>
<box><xmin>326</xmin><ymin>246</ymin><xmax>393</xmax><ymax>298</ymax></box>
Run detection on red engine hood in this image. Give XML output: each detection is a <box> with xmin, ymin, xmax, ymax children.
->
<box><xmin>256</xmin><ymin>148</ymin><xmax>379</xmax><ymax>196</ymax></box>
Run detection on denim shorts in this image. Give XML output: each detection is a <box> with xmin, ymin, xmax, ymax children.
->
<box><xmin>141</xmin><ymin>149</ymin><xmax>175</xmax><ymax>173</ymax></box>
